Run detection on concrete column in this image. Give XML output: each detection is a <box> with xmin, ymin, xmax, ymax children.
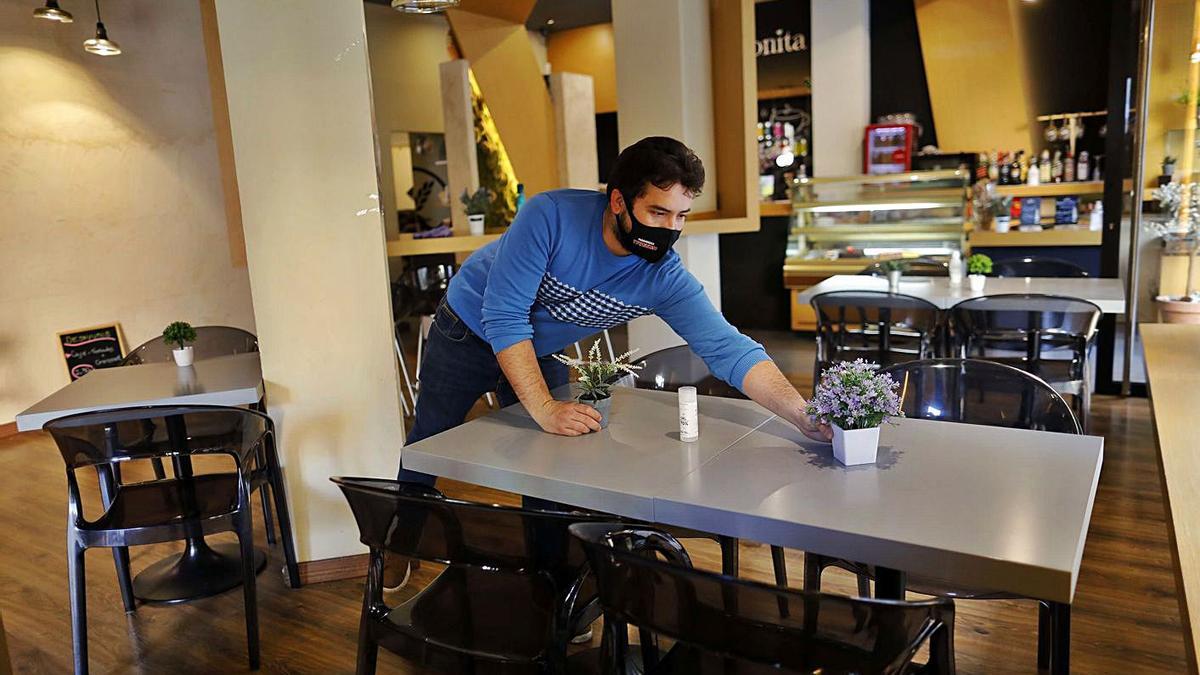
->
<box><xmin>613</xmin><ymin>0</ymin><xmax>722</xmax><ymax>355</ymax></box>
<box><xmin>811</xmin><ymin>0</ymin><xmax>871</xmax><ymax>176</ymax></box>
<box><xmin>209</xmin><ymin>0</ymin><xmax>405</xmax><ymax>563</ymax></box>
<box><xmin>440</xmin><ymin>60</ymin><xmax>480</xmax><ymax>235</ymax></box>
<box><xmin>550</xmin><ymin>72</ymin><xmax>600</xmax><ymax>189</ymax></box>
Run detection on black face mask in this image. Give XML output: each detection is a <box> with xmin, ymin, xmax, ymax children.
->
<box><xmin>615</xmin><ymin>191</ymin><xmax>681</xmax><ymax>263</ymax></box>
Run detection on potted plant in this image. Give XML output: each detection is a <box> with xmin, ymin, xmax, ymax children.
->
<box><xmin>1163</xmin><ymin>155</ymin><xmax>1177</xmax><ymax>180</ymax></box>
<box><xmin>553</xmin><ymin>339</ymin><xmax>643</xmax><ymax>428</ymax></box>
<box><xmin>805</xmin><ymin>359</ymin><xmax>903</xmax><ymax>466</ymax></box>
<box><xmin>967</xmin><ymin>253</ymin><xmax>992</xmax><ymax>292</ymax></box>
<box><xmin>881</xmin><ymin>259</ymin><xmax>906</xmax><ymax>292</ymax></box>
<box><xmin>460</xmin><ymin>187</ymin><xmax>490</xmax><ymax>236</ymax></box>
<box><xmin>162</xmin><ymin>321</ymin><xmax>198</xmax><ymax>367</ymax></box>
<box><xmin>1149</xmin><ymin>182</ymin><xmax>1200</xmax><ymax>323</ymax></box>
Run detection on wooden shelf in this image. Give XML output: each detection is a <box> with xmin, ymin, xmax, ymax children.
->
<box><xmin>761</xmin><ymin>200</ymin><xmax>791</xmax><ymax>217</ymax></box>
<box><xmin>993</xmin><ymin>181</ymin><xmax>1114</xmax><ymax>198</ymax></box>
<box><xmin>387</xmin><ymin>233</ymin><xmax>502</xmax><ymax>257</ymax></box>
<box><xmin>969</xmin><ymin>227</ymin><xmax>1101</xmax><ymax>247</ymax></box>
<box><xmin>758</xmin><ymin>85</ymin><xmax>811</xmax><ymax>100</ymax></box>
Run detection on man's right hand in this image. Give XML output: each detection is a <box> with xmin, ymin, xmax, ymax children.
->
<box><xmin>533</xmin><ymin>399</ymin><xmax>603</xmax><ymax>436</ymax></box>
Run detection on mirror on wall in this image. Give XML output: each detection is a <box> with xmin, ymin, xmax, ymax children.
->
<box><xmin>391</xmin><ymin>131</ymin><xmax>451</xmax><ymax>235</ymax></box>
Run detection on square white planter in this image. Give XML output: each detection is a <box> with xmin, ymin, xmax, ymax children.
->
<box><xmin>172</xmin><ymin>346</ymin><xmax>194</xmax><ymax>367</ymax></box>
<box><xmin>832</xmin><ymin>424</ymin><xmax>880</xmax><ymax>466</ymax></box>
<box><xmin>968</xmin><ymin>274</ymin><xmax>986</xmax><ymax>292</ymax></box>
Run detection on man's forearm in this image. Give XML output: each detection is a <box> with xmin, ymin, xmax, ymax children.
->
<box><xmin>741</xmin><ymin>359</ymin><xmax>809</xmax><ymax>428</ymax></box>
<box><xmin>496</xmin><ymin>340</ymin><xmax>553</xmax><ymax>411</ymax></box>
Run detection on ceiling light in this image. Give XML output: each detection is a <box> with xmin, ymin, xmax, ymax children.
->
<box><xmin>391</xmin><ymin>0</ymin><xmax>460</xmax><ymax>13</ymax></box>
<box><xmin>547</xmin><ymin>18</ymin><xmax>556</xmax><ymax>25</ymax></box>
<box><xmin>33</xmin><ymin>0</ymin><xmax>73</xmax><ymax>22</ymax></box>
<box><xmin>83</xmin><ymin>0</ymin><xmax>120</xmax><ymax>56</ymax></box>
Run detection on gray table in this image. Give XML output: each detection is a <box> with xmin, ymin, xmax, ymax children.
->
<box><xmin>17</xmin><ymin>352</ymin><xmax>268</xmax><ymax>602</ymax></box>
<box><xmin>16</xmin><ymin>352</ymin><xmax>264</xmax><ymax>431</ymax></box>
<box><xmin>795</xmin><ymin>274</ymin><xmax>1126</xmax><ymax>314</ymax></box>
<box><xmin>404</xmin><ymin>387</ymin><xmax>1104</xmax><ymax>605</ymax></box>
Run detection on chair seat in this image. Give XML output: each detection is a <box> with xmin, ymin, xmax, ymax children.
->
<box><xmin>374</xmin><ymin>565</ymin><xmax>559</xmax><ymax>670</ymax></box>
<box><xmin>983</xmin><ymin>357</ymin><xmax>1081</xmax><ymax>386</ymax></box>
<box><xmin>84</xmin><ymin>474</ymin><xmax>240</xmax><ymax>531</ymax></box>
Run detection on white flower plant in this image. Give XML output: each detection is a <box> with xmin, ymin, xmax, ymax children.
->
<box><xmin>1150</xmin><ymin>181</ymin><xmax>1200</xmax><ymax>301</ymax></box>
<box><xmin>553</xmin><ymin>339</ymin><xmax>643</xmax><ymax>402</ymax></box>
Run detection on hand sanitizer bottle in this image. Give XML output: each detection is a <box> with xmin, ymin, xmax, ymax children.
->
<box><xmin>679</xmin><ymin>386</ymin><xmax>699</xmax><ymax>441</ymax></box>
<box><xmin>949</xmin><ymin>250</ymin><xmax>964</xmax><ymax>286</ymax></box>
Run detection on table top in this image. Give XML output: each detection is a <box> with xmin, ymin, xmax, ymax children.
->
<box><xmin>795</xmin><ymin>275</ymin><xmax>1126</xmax><ymax>314</ymax></box>
<box><xmin>16</xmin><ymin>353</ymin><xmax>264</xmax><ymax>432</ymax></box>
<box><xmin>402</xmin><ymin>387</ymin><xmax>774</xmax><ymax>521</ymax></box>
<box><xmin>404</xmin><ymin>386</ymin><xmax>1104</xmax><ymax>603</ymax></box>
<box><xmin>1141</xmin><ymin>323</ymin><xmax>1200</xmax><ymax>667</ymax></box>
<box><xmin>654</xmin><ymin>416</ymin><xmax>1103</xmax><ymax>603</ymax></box>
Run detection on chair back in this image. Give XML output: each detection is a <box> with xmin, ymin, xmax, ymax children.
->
<box><xmin>949</xmin><ymin>294</ymin><xmax>1100</xmax><ymax>379</ymax></box>
<box><xmin>882</xmin><ymin>358</ymin><xmax>1080</xmax><ymax>433</ymax></box>
<box><xmin>994</xmin><ymin>256</ymin><xmax>1089</xmax><ymax>278</ymax></box>
<box><xmin>122</xmin><ymin>326</ymin><xmax>258</xmax><ymax>365</ymax></box>
<box><xmin>570</xmin><ymin>522</ymin><xmax>955</xmax><ymax>675</ymax></box>
<box><xmin>812</xmin><ymin>291</ymin><xmax>942</xmax><ymax>378</ymax></box>
<box><xmin>629</xmin><ymin>344</ymin><xmax>744</xmax><ymax>399</ymax></box>
<box><xmin>860</xmin><ymin>256</ymin><xmax>950</xmax><ymax>277</ymax></box>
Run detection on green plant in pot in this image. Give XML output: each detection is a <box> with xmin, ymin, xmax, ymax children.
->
<box><xmin>967</xmin><ymin>253</ymin><xmax>992</xmax><ymax>292</ymax></box>
<box><xmin>162</xmin><ymin>321</ymin><xmax>198</xmax><ymax>367</ymax></box>
<box><xmin>553</xmin><ymin>339</ymin><xmax>643</xmax><ymax>429</ymax></box>
<box><xmin>880</xmin><ymin>259</ymin><xmax>906</xmax><ymax>292</ymax></box>
<box><xmin>460</xmin><ymin>187</ymin><xmax>491</xmax><ymax>236</ymax></box>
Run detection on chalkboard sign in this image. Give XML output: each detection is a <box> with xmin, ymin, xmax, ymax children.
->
<box><xmin>58</xmin><ymin>323</ymin><xmax>125</xmax><ymax>381</ymax></box>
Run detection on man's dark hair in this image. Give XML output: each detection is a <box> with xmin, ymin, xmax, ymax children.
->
<box><xmin>606</xmin><ymin>136</ymin><xmax>705</xmax><ymax>203</ymax></box>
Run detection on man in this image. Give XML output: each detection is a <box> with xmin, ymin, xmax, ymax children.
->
<box><xmin>401</xmin><ymin>136</ymin><xmax>830</xmax><ymax>461</ymax></box>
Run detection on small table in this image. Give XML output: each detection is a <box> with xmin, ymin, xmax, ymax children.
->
<box><xmin>795</xmin><ymin>275</ymin><xmax>1127</xmax><ymax>314</ymax></box>
<box><xmin>17</xmin><ymin>353</ymin><xmax>268</xmax><ymax>603</ymax></box>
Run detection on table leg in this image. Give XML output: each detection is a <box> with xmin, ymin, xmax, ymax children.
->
<box><xmin>131</xmin><ymin>415</ymin><xmax>266</xmax><ymax>604</ymax></box>
<box><xmin>874</xmin><ymin>566</ymin><xmax>907</xmax><ymax>600</ymax></box>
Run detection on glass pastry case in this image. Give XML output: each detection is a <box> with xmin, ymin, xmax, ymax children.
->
<box><xmin>783</xmin><ymin>169</ymin><xmax>969</xmax><ymax>330</ymax></box>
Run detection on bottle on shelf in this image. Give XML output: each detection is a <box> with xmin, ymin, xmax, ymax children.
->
<box><xmin>949</xmin><ymin>250</ymin><xmax>964</xmax><ymax>285</ymax></box>
<box><xmin>988</xmin><ymin>150</ymin><xmax>1000</xmax><ymax>182</ymax></box>
<box><xmin>1028</xmin><ymin>161</ymin><xmax>1041</xmax><ymax>186</ymax></box>
<box><xmin>1039</xmin><ymin>150</ymin><xmax>1051</xmax><ymax>184</ymax></box>
<box><xmin>1011</xmin><ymin>151</ymin><xmax>1023</xmax><ymax>184</ymax></box>
<box><xmin>1019</xmin><ymin>151</ymin><xmax>1029</xmax><ymax>184</ymax></box>
<box><xmin>1064</xmin><ymin>150</ymin><xmax>1076</xmax><ymax>182</ymax></box>
<box><xmin>1089</xmin><ymin>200</ymin><xmax>1103</xmax><ymax>231</ymax></box>
<box><xmin>1077</xmin><ymin>151</ymin><xmax>1090</xmax><ymax>182</ymax></box>
<box><xmin>1052</xmin><ymin>150</ymin><xmax>1064</xmax><ymax>183</ymax></box>
<box><xmin>998</xmin><ymin>151</ymin><xmax>1010</xmax><ymax>184</ymax></box>
<box><xmin>977</xmin><ymin>152</ymin><xmax>989</xmax><ymax>183</ymax></box>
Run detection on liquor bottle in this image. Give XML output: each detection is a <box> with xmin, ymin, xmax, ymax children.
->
<box><xmin>1011</xmin><ymin>151</ymin><xmax>1023</xmax><ymax>184</ymax></box>
<box><xmin>1028</xmin><ymin>162</ymin><xmax>1041</xmax><ymax>186</ymax></box>
<box><xmin>988</xmin><ymin>150</ymin><xmax>1000</xmax><ymax>182</ymax></box>
<box><xmin>1064</xmin><ymin>151</ymin><xmax>1075</xmax><ymax>182</ymax></box>
<box><xmin>999</xmin><ymin>152</ymin><xmax>1011</xmax><ymax>185</ymax></box>
<box><xmin>1039</xmin><ymin>150</ymin><xmax>1051</xmax><ymax>184</ymax></box>
<box><xmin>977</xmin><ymin>152</ymin><xmax>989</xmax><ymax>183</ymax></box>
<box><xmin>1052</xmin><ymin>150</ymin><xmax>1064</xmax><ymax>183</ymax></box>
<box><xmin>1077</xmin><ymin>151</ymin><xmax>1091</xmax><ymax>182</ymax></box>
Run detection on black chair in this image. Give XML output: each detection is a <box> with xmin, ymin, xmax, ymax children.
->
<box><xmin>121</xmin><ymin>328</ymin><xmax>297</xmax><ymax>585</ymax></box>
<box><xmin>333</xmin><ymin>476</ymin><xmax>614</xmax><ymax>675</ymax></box>
<box><xmin>47</xmin><ymin>406</ymin><xmax>270</xmax><ymax>674</ymax></box>
<box><xmin>859</xmin><ymin>256</ymin><xmax>950</xmax><ymax>277</ymax></box>
<box><xmin>949</xmin><ymin>294</ymin><xmax>1100</xmax><ymax>432</ymax></box>
<box><xmin>811</xmin><ymin>291</ymin><xmax>943</xmax><ymax>383</ymax></box>
<box><xmin>571</xmin><ymin>522</ymin><xmax>956</xmax><ymax>675</ymax></box>
<box><xmin>121</xmin><ymin>326</ymin><xmax>258</xmax><ymax>365</ymax></box>
<box><xmin>994</xmin><ymin>256</ymin><xmax>1089</xmax><ymax>278</ymax></box>
<box><xmin>805</xmin><ymin>359</ymin><xmax>1079</xmax><ymax>675</ymax></box>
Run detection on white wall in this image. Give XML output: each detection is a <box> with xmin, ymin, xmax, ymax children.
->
<box><xmin>0</xmin><ymin>0</ymin><xmax>255</xmax><ymax>423</ymax></box>
<box><xmin>613</xmin><ymin>0</ymin><xmax>722</xmax><ymax>355</ymax></box>
<box><xmin>212</xmin><ymin>0</ymin><xmax>405</xmax><ymax>562</ymax></box>
<box><xmin>811</xmin><ymin>0</ymin><xmax>871</xmax><ymax>176</ymax></box>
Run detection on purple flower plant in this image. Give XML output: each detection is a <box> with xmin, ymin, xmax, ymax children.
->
<box><xmin>805</xmin><ymin>359</ymin><xmax>903</xmax><ymax>430</ymax></box>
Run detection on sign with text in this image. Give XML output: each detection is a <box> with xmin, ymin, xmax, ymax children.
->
<box><xmin>755</xmin><ymin>0</ymin><xmax>811</xmax><ymax>93</ymax></box>
<box><xmin>58</xmin><ymin>324</ymin><xmax>125</xmax><ymax>380</ymax></box>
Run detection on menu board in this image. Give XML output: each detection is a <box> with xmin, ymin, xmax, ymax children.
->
<box><xmin>58</xmin><ymin>324</ymin><xmax>125</xmax><ymax>380</ymax></box>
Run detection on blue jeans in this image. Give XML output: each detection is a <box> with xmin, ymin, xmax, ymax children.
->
<box><xmin>400</xmin><ymin>298</ymin><xmax>569</xmax><ymax>511</ymax></box>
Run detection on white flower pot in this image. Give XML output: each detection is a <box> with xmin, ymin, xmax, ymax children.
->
<box><xmin>968</xmin><ymin>274</ymin><xmax>986</xmax><ymax>292</ymax></box>
<box><xmin>172</xmin><ymin>346</ymin><xmax>194</xmax><ymax>367</ymax></box>
<box><xmin>886</xmin><ymin>269</ymin><xmax>902</xmax><ymax>293</ymax></box>
<box><xmin>582</xmin><ymin>395</ymin><xmax>612</xmax><ymax>429</ymax></box>
<box><xmin>467</xmin><ymin>213</ymin><xmax>485</xmax><ymax>236</ymax></box>
<box><xmin>993</xmin><ymin>215</ymin><xmax>1011</xmax><ymax>233</ymax></box>
<box><xmin>832</xmin><ymin>423</ymin><xmax>880</xmax><ymax>466</ymax></box>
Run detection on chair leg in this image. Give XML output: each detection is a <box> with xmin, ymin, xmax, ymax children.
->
<box><xmin>803</xmin><ymin>552</ymin><xmax>822</xmax><ymax>592</ymax></box>
<box><xmin>150</xmin><ymin>458</ymin><xmax>166</xmax><ymax>480</ymax></box>
<box><xmin>1037</xmin><ymin>601</ymin><xmax>1051</xmax><ymax>670</ymax></box>
<box><xmin>111</xmin><ymin>547</ymin><xmax>136</xmax><ymax>613</ymax></box>
<box><xmin>856</xmin><ymin>571</ymin><xmax>872</xmax><ymax>598</ymax></box>
<box><xmin>237</xmin><ymin>515</ymin><xmax>261</xmax><ymax>670</ymax></box>
<box><xmin>928</xmin><ymin>623</ymin><xmax>956</xmax><ymax>675</ymax></box>
<box><xmin>68</xmin><ymin>538</ymin><xmax>88</xmax><ymax>675</ymax></box>
<box><xmin>1050</xmin><ymin>602</ymin><xmax>1070</xmax><ymax>675</ymax></box>
<box><xmin>770</xmin><ymin>546</ymin><xmax>788</xmax><ymax>587</ymax></box>
<box><xmin>259</xmin><ymin>481</ymin><xmax>276</xmax><ymax>546</ymax></box>
<box><xmin>718</xmin><ymin>536</ymin><xmax>739</xmax><ymax>577</ymax></box>
<box><xmin>357</xmin><ymin>552</ymin><xmax>383</xmax><ymax>675</ymax></box>
<box><xmin>265</xmin><ymin>437</ymin><xmax>301</xmax><ymax>588</ymax></box>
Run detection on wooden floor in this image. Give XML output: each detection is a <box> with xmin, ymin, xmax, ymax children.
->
<box><xmin>0</xmin><ymin>330</ymin><xmax>1188</xmax><ymax>673</ymax></box>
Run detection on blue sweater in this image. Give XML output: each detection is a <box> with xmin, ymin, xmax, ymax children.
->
<box><xmin>445</xmin><ymin>189</ymin><xmax>769</xmax><ymax>390</ymax></box>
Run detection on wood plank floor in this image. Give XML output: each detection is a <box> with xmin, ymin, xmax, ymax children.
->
<box><xmin>0</xmin><ymin>330</ymin><xmax>1188</xmax><ymax>673</ymax></box>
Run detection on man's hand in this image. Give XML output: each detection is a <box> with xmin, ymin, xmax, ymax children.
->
<box><xmin>797</xmin><ymin>415</ymin><xmax>833</xmax><ymax>443</ymax></box>
<box><xmin>532</xmin><ymin>399</ymin><xmax>603</xmax><ymax>436</ymax></box>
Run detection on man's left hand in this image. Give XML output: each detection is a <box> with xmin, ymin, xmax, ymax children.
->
<box><xmin>797</xmin><ymin>415</ymin><xmax>832</xmax><ymax>443</ymax></box>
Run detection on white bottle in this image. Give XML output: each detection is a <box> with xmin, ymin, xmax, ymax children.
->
<box><xmin>1089</xmin><ymin>201</ymin><xmax>1104</xmax><ymax>231</ymax></box>
<box><xmin>1027</xmin><ymin>162</ymin><xmax>1041</xmax><ymax>186</ymax></box>
<box><xmin>678</xmin><ymin>386</ymin><xmax>699</xmax><ymax>441</ymax></box>
<box><xmin>949</xmin><ymin>250</ymin><xmax>964</xmax><ymax>285</ymax></box>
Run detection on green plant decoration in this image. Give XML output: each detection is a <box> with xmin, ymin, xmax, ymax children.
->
<box><xmin>162</xmin><ymin>321</ymin><xmax>197</xmax><ymax>351</ymax></box>
<box><xmin>967</xmin><ymin>253</ymin><xmax>993</xmax><ymax>276</ymax></box>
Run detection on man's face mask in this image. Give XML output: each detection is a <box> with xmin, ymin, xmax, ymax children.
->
<box><xmin>615</xmin><ymin>190</ymin><xmax>682</xmax><ymax>263</ymax></box>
